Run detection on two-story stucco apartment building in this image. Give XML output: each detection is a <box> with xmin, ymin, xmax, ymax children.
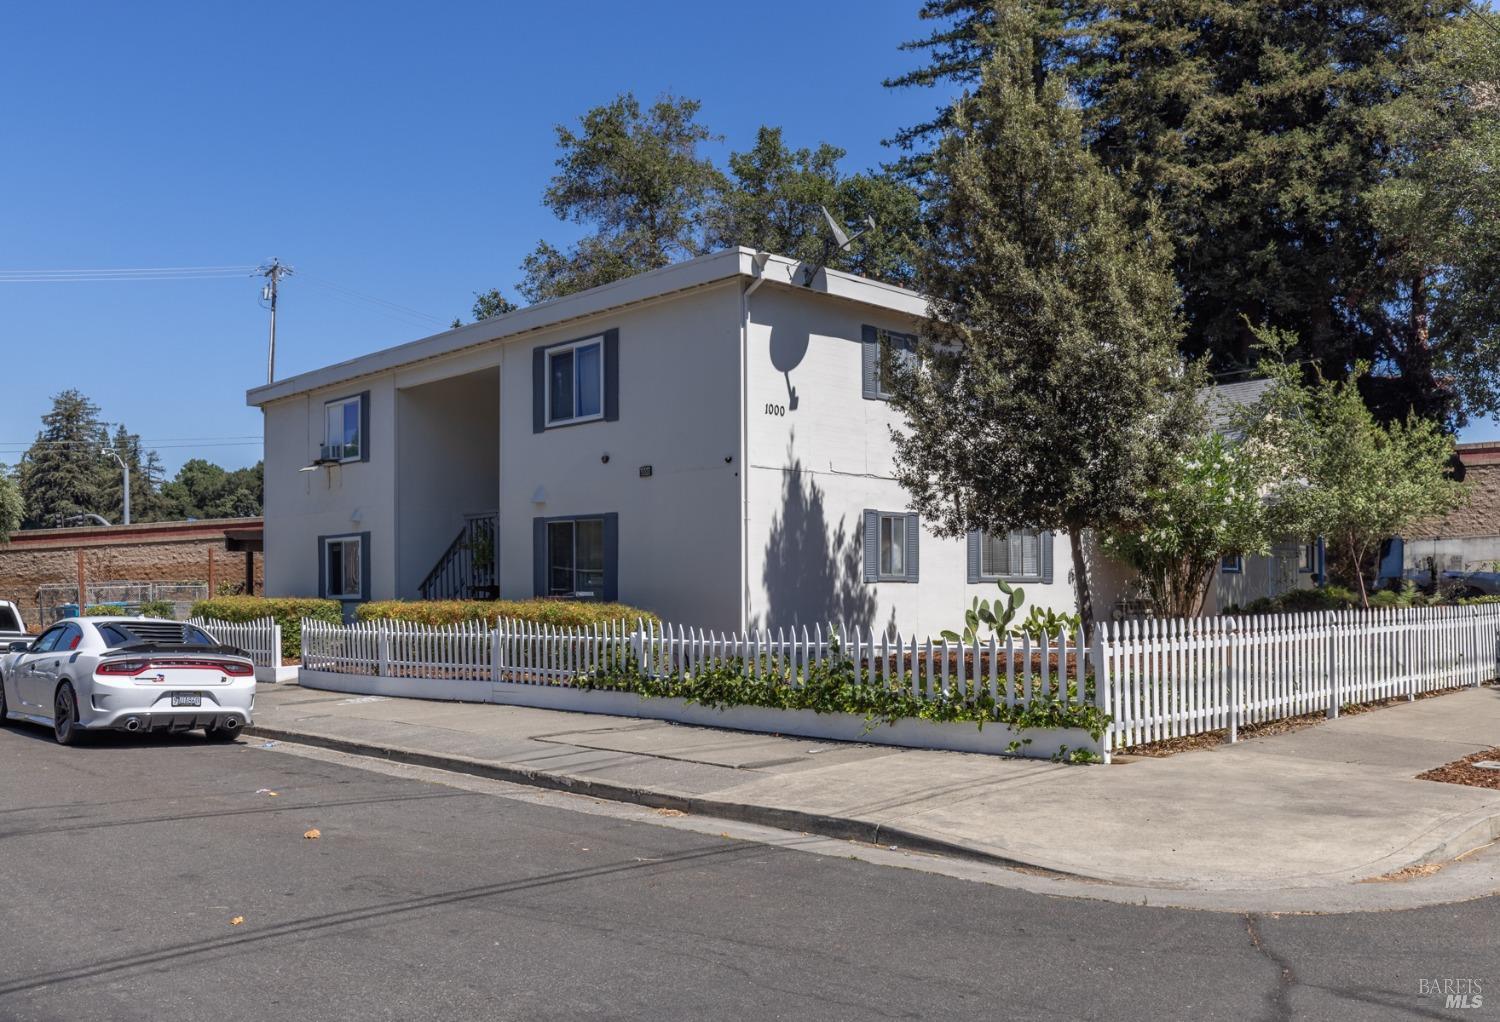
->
<box><xmin>248</xmin><ymin>249</ymin><xmax>1083</xmax><ymax>635</ymax></box>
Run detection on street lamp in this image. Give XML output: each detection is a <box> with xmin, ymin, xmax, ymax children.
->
<box><xmin>104</xmin><ymin>449</ymin><xmax>130</xmax><ymax>526</ymax></box>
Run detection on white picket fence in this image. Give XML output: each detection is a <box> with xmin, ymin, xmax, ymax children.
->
<box><xmin>1096</xmin><ymin>604</ymin><xmax>1500</xmax><ymax>752</ymax></box>
<box><xmin>299</xmin><ymin>617</ymin><xmax>1092</xmax><ymax>708</ymax></box>
<box><xmin>297</xmin><ymin>603</ymin><xmax>1500</xmax><ymax>758</ymax></box>
<box><xmin>189</xmin><ymin>615</ymin><xmax>283</xmax><ymax>671</ymax></box>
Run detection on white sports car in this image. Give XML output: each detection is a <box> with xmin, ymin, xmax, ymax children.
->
<box><xmin>0</xmin><ymin>617</ymin><xmax>256</xmax><ymax>745</ymax></box>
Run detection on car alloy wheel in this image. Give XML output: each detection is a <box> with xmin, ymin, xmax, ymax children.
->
<box><xmin>53</xmin><ymin>683</ymin><xmax>80</xmax><ymax>746</ymax></box>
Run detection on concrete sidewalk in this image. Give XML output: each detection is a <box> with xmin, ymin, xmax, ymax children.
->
<box><xmin>247</xmin><ymin>681</ymin><xmax>1500</xmax><ymax>892</ymax></box>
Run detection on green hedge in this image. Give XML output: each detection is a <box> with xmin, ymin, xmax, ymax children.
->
<box><xmin>355</xmin><ymin>599</ymin><xmax>658</xmax><ymax>628</ymax></box>
<box><xmin>189</xmin><ymin>596</ymin><xmax>342</xmax><ymax>660</ymax></box>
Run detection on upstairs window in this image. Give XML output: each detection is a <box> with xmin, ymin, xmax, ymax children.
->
<box><xmin>533</xmin><ymin>330</ymin><xmax>619</xmax><ymax>432</ymax></box>
<box><xmin>1221</xmin><ymin>553</ymin><xmax>1243</xmax><ymax>574</ymax></box>
<box><xmin>969</xmin><ymin>529</ymin><xmax>1054</xmax><ymax>584</ymax></box>
<box><xmin>861</xmin><ymin>325</ymin><xmax>919</xmax><ymax>401</ymax></box>
<box><xmin>324</xmin><ymin>393</ymin><xmax>366</xmax><ymax>462</ymax></box>
<box><xmin>547</xmin><ymin>338</ymin><xmax>604</xmax><ymax>426</ymax></box>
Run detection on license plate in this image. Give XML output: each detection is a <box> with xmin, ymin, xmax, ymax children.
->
<box><xmin>171</xmin><ymin>693</ymin><xmax>201</xmax><ymax>707</ymax></box>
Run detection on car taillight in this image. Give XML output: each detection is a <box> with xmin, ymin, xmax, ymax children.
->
<box><xmin>221</xmin><ymin>662</ymin><xmax>254</xmax><ymax>677</ymax></box>
<box><xmin>98</xmin><ymin>659</ymin><xmax>150</xmax><ymax>676</ymax></box>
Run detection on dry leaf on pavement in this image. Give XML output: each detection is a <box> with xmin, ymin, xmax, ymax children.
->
<box><xmin>230</xmin><ymin>916</ymin><xmax>244</xmax><ymax>926</ymax></box>
<box><xmin>303</xmin><ymin>828</ymin><xmax>321</xmax><ymax>840</ymax></box>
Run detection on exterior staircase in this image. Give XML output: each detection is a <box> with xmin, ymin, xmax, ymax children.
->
<box><xmin>419</xmin><ymin>513</ymin><xmax>498</xmax><ymax>600</ymax></box>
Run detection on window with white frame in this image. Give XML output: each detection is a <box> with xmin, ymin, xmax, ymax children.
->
<box><xmin>546</xmin><ymin>517</ymin><xmax>605</xmax><ymax>598</ymax></box>
<box><xmin>324</xmin><ymin>395</ymin><xmax>363</xmax><ymax>461</ymax></box>
<box><xmin>878</xmin><ymin>513</ymin><xmax>906</xmax><ymax>578</ymax></box>
<box><xmin>323</xmin><ymin>535</ymin><xmax>364</xmax><ymax>599</ymax></box>
<box><xmin>546</xmin><ymin>337</ymin><xmax>604</xmax><ymax>426</ymax></box>
<box><xmin>979</xmin><ymin>529</ymin><xmax>1045</xmax><ymax>581</ymax></box>
<box><xmin>877</xmin><ymin>330</ymin><xmax>918</xmax><ymax>399</ymax></box>
<box><xmin>1299</xmin><ymin>542</ymin><xmax>1318</xmax><ymax>574</ymax></box>
<box><xmin>1221</xmin><ymin>553</ymin><xmax>1243</xmax><ymax>574</ymax></box>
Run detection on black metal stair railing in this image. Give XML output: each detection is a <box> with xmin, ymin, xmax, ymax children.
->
<box><xmin>418</xmin><ymin>513</ymin><xmax>498</xmax><ymax>600</ymax></box>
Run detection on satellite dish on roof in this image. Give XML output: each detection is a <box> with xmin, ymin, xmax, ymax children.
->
<box><xmin>803</xmin><ymin>206</ymin><xmax>876</xmax><ymax>286</ymax></box>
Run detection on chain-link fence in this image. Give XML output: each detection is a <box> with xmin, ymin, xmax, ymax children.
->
<box><xmin>36</xmin><ymin>581</ymin><xmax>210</xmax><ymax>624</ymax></box>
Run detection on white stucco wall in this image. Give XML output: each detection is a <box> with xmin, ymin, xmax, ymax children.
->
<box><xmin>496</xmin><ymin>282</ymin><xmax>745</xmax><ymax>628</ymax></box>
<box><xmin>261</xmin><ymin>381</ymin><xmax>399</xmax><ymax>602</ymax></box>
<box><xmin>741</xmin><ymin>283</ymin><xmax>1079</xmax><ymax>638</ymax></box>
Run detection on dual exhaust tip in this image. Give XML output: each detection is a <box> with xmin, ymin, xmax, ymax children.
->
<box><xmin>120</xmin><ymin>715</ymin><xmax>240</xmax><ymax>733</ymax></box>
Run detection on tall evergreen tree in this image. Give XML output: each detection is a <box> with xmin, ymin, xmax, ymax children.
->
<box><xmin>891</xmin><ymin>1</ymin><xmax>1489</xmax><ymax>426</ymax></box>
<box><xmin>20</xmin><ymin>390</ymin><xmax>110</xmax><ymax>527</ymax></box>
<box><xmin>888</xmin><ymin>3</ymin><xmax>1198</xmax><ymax>635</ymax></box>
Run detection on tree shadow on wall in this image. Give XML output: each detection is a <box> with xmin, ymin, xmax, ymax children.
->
<box><xmin>757</xmin><ymin>448</ymin><xmax>878</xmax><ymax>633</ymax></box>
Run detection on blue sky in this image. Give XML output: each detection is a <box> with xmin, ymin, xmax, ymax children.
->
<box><xmin>1</xmin><ymin>2</ymin><xmax>1495</xmax><ymax>479</ymax></box>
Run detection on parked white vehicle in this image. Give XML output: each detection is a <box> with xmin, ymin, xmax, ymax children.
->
<box><xmin>0</xmin><ymin>617</ymin><xmax>256</xmax><ymax>745</ymax></box>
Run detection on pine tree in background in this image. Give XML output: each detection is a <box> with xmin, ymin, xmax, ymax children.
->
<box><xmin>887</xmin><ymin>4</ymin><xmax>1199</xmax><ymax>635</ymax></box>
<box><xmin>20</xmin><ymin>390</ymin><xmax>110</xmax><ymax>528</ymax></box>
<box><xmin>890</xmin><ymin>1</ymin><xmax>1491</xmax><ymax>427</ymax></box>
<box><xmin>515</xmin><ymin>95</ymin><xmax>925</xmax><ymax>302</ymax></box>
<box><xmin>0</xmin><ymin>470</ymin><xmax>22</xmax><ymax>541</ymax></box>
<box><xmin>158</xmin><ymin>459</ymin><xmax>263</xmax><ymax>521</ymax></box>
<box><xmin>519</xmin><ymin>94</ymin><xmax>725</xmax><ymax>303</ymax></box>
<box><xmin>705</xmin><ymin>127</ymin><xmax>922</xmax><ymax>286</ymax></box>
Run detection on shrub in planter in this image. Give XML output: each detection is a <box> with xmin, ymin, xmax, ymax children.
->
<box><xmin>355</xmin><ymin>599</ymin><xmax>658</xmax><ymax>629</ymax></box>
<box><xmin>139</xmin><ymin>599</ymin><xmax>176</xmax><ymax>619</ymax></box>
<box><xmin>189</xmin><ymin>596</ymin><xmax>342</xmax><ymax>660</ymax></box>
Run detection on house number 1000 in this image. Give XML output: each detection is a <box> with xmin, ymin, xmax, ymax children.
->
<box><xmin>763</xmin><ymin>403</ymin><xmax>786</xmax><ymax>416</ymax></box>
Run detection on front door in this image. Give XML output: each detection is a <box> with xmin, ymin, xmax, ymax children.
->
<box><xmin>16</xmin><ymin>625</ymin><xmax>67</xmax><ymax>714</ymax></box>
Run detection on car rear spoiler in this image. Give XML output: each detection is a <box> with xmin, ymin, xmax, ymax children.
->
<box><xmin>104</xmin><ymin>642</ymin><xmax>254</xmax><ymax>659</ymax></box>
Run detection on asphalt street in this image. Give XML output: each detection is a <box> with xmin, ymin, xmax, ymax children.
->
<box><xmin>0</xmin><ymin>723</ymin><xmax>1494</xmax><ymax>1022</ymax></box>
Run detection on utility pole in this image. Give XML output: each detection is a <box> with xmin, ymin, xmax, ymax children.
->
<box><xmin>258</xmin><ymin>258</ymin><xmax>293</xmax><ymax>384</ymax></box>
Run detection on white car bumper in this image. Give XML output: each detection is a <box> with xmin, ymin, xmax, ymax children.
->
<box><xmin>80</xmin><ymin>677</ymin><xmax>256</xmax><ymax>732</ymax></box>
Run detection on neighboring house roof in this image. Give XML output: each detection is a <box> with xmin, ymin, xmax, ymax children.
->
<box><xmin>1202</xmin><ymin>377</ymin><xmax>1272</xmax><ymax>432</ymax></box>
<box><xmin>245</xmin><ymin>248</ymin><xmax>928</xmax><ymax>407</ymax></box>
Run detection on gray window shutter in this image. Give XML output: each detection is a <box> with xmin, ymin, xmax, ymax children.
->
<box><xmin>862</xmin><ymin>509</ymin><xmax>879</xmax><ymax>582</ymax></box>
<box><xmin>532</xmin><ymin>517</ymin><xmax>546</xmax><ymax>596</ymax></box>
<box><xmin>358</xmin><ymin>531</ymin><xmax>372</xmax><ymax>600</ymax></box>
<box><xmin>1040</xmin><ymin>530</ymin><xmax>1055</xmax><ymax>584</ymax></box>
<box><xmin>905</xmin><ymin>513</ymin><xmax>920</xmax><ymax>583</ymax></box>
<box><xmin>603</xmin><ymin>328</ymin><xmax>620</xmax><ymax>422</ymax></box>
<box><xmin>602</xmin><ymin>513</ymin><xmax>619</xmax><ymax>602</ymax></box>
<box><xmin>532</xmin><ymin>348</ymin><xmax>545</xmax><ymax>433</ymax></box>
<box><xmin>358</xmin><ymin>391</ymin><xmax>371</xmax><ymax>462</ymax></box>
<box><xmin>316</xmin><ymin>536</ymin><xmax>328</xmax><ymax>599</ymax></box>
<box><xmin>861</xmin><ymin>325</ymin><xmax>881</xmax><ymax>400</ymax></box>
<box><xmin>966</xmin><ymin>531</ymin><xmax>982</xmax><ymax>584</ymax></box>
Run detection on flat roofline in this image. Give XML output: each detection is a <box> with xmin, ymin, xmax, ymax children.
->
<box><xmin>245</xmin><ymin>249</ymin><xmax>928</xmax><ymax>406</ymax></box>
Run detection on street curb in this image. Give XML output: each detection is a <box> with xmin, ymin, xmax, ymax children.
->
<box><xmin>242</xmin><ymin>724</ymin><xmax>1092</xmax><ymax>881</ymax></box>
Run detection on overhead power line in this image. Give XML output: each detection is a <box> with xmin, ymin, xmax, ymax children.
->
<box><xmin>0</xmin><ymin>264</ymin><xmax>257</xmax><ymax>283</ymax></box>
<box><xmin>297</xmin><ymin>273</ymin><xmax>447</xmax><ymax>327</ymax></box>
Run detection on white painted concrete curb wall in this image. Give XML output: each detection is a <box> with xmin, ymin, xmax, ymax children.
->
<box><xmin>297</xmin><ymin>668</ymin><xmax>1102</xmax><ymax>760</ymax></box>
